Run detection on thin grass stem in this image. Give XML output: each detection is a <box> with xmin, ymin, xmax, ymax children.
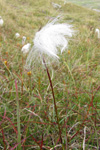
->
<box><xmin>42</xmin><ymin>58</ymin><xmax>62</xmax><ymax>144</ymax></box>
<box><xmin>15</xmin><ymin>80</ymin><xmax>21</xmax><ymax>150</ymax></box>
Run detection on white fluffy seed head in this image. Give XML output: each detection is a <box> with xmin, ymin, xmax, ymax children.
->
<box><xmin>15</xmin><ymin>33</ymin><xmax>20</xmax><ymax>38</ymax></box>
<box><xmin>21</xmin><ymin>43</ymin><xmax>31</xmax><ymax>54</ymax></box>
<box><xmin>95</xmin><ymin>28</ymin><xmax>100</xmax><ymax>38</ymax></box>
<box><xmin>22</xmin><ymin>36</ymin><xmax>26</xmax><ymax>45</ymax></box>
<box><xmin>26</xmin><ymin>16</ymin><xmax>74</xmax><ymax>67</ymax></box>
<box><xmin>0</xmin><ymin>16</ymin><xmax>4</xmax><ymax>26</ymax></box>
<box><xmin>33</xmin><ymin>23</ymin><xmax>73</xmax><ymax>57</ymax></box>
<box><xmin>95</xmin><ymin>28</ymin><xmax>99</xmax><ymax>33</ymax></box>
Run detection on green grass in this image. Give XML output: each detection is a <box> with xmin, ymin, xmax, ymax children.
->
<box><xmin>0</xmin><ymin>0</ymin><xmax>100</xmax><ymax>149</ymax></box>
<box><xmin>67</xmin><ymin>0</ymin><xmax>100</xmax><ymax>9</ymax></box>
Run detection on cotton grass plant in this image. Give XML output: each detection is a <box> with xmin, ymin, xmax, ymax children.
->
<box><xmin>26</xmin><ymin>16</ymin><xmax>75</xmax><ymax>145</ymax></box>
<box><xmin>1</xmin><ymin>0</ymin><xmax>100</xmax><ymax>149</ymax></box>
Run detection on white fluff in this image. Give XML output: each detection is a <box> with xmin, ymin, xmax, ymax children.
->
<box><xmin>52</xmin><ymin>2</ymin><xmax>61</xmax><ymax>9</ymax></box>
<box><xmin>22</xmin><ymin>36</ymin><xmax>26</xmax><ymax>45</ymax></box>
<box><xmin>95</xmin><ymin>28</ymin><xmax>100</xmax><ymax>38</ymax></box>
<box><xmin>15</xmin><ymin>33</ymin><xmax>20</xmax><ymax>38</ymax></box>
<box><xmin>26</xmin><ymin>16</ymin><xmax>74</xmax><ymax>66</ymax></box>
<box><xmin>0</xmin><ymin>16</ymin><xmax>4</xmax><ymax>26</ymax></box>
<box><xmin>21</xmin><ymin>43</ymin><xmax>31</xmax><ymax>54</ymax></box>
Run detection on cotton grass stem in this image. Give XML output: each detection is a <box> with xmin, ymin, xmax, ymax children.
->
<box><xmin>15</xmin><ymin>80</ymin><xmax>21</xmax><ymax>150</ymax></box>
<box><xmin>43</xmin><ymin>58</ymin><xmax>62</xmax><ymax>144</ymax></box>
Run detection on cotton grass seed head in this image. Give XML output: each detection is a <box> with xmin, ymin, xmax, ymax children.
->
<box><xmin>95</xmin><ymin>28</ymin><xmax>100</xmax><ymax>38</ymax></box>
<box><xmin>22</xmin><ymin>36</ymin><xmax>26</xmax><ymax>45</ymax></box>
<box><xmin>15</xmin><ymin>33</ymin><xmax>20</xmax><ymax>38</ymax></box>
<box><xmin>26</xmin><ymin>16</ymin><xmax>75</xmax><ymax>68</ymax></box>
<box><xmin>21</xmin><ymin>43</ymin><xmax>31</xmax><ymax>54</ymax></box>
<box><xmin>0</xmin><ymin>16</ymin><xmax>4</xmax><ymax>26</ymax></box>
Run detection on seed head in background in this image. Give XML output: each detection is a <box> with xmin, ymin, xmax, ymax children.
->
<box><xmin>15</xmin><ymin>33</ymin><xmax>20</xmax><ymax>38</ymax></box>
<box><xmin>95</xmin><ymin>28</ymin><xmax>100</xmax><ymax>39</ymax></box>
<box><xmin>0</xmin><ymin>16</ymin><xmax>4</xmax><ymax>26</ymax></box>
<box><xmin>21</xmin><ymin>43</ymin><xmax>31</xmax><ymax>54</ymax></box>
<box><xmin>22</xmin><ymin>36</ymin><xmax>26</xmax><ymax>45</ymax></box>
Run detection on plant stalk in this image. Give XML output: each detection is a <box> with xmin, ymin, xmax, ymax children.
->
<box><xmin>42</xmin><ymin>58</ymin><xmax>62</xmax><ymax>144</ymax></box>
<box><xmin>15</xmin><ymin>80</ymin><xmax>21</xmax><ymax>150</ymax></box>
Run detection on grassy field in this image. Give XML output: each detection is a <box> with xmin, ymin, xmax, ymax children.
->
<box><xmin>67</xmin><ymin>0</ymin><xmax>100</xmax><ymax>9</ymax></box>
<box><xmin>0</xmin><ymin>0</ymin><xmax>100</xmax><ymax>149</ymax></box>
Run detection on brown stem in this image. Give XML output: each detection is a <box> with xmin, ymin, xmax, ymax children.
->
<box><xmin>42</xmin><ymin>58</ymin><xmax>62</xmax><ymax>144</ymax></box>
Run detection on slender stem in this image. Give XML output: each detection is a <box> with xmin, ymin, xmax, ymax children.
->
<box><xmin>65</xmin><ymin>105</ymin><xmax>68</xmax><ymax>150</ymax></box>
<box><xmin>15</xmin><ymin>80</ymin><xmax>21</xmax><ymax>150</ymax></box>
<box><xmin>42</xmin><ymin>58</ymin><xmax>62</xmax><ymax>144</ymax></box>
<box><xmin>21</xmin><ymin>55</ymin><xmax>23</xmax><ymax>96</ymax></box>
<box><xmin>29</xmin><ymin>75</ymin><xmax>32</xmax><ymax>95</ymax></box>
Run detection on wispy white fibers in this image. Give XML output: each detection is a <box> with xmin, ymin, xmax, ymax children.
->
<box><xmin>26</xmin><ymin>16</ymin><xmax>74</xmax><ymax>67</ymax></box>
